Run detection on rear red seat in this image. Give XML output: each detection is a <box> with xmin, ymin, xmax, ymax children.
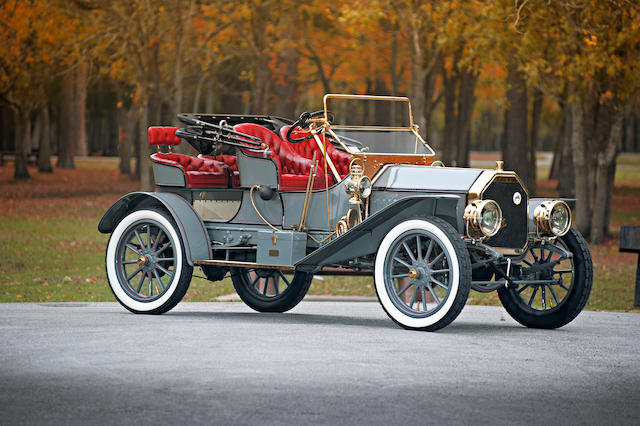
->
<box><xmin>199</xmin><ymin>154</ymin><xmax>240</xmax><ymax>188</ymax></box>
<box><xmin>234</xmin><ymin>123</ymin><xmax>335</xmax><ymax>191</ymax></box>
<box><xmin>148</xmin><ymin>127</ymin><xmax>231</xmax><ymax>188</ymax></box>
<box><xmin>151</xmin><ymin>153</ymin><xmax>229</xmax><ymax>188</ymax></box>
<box><xmin>148</xmin><ymin>126</ymin><xmax>182</xmax><ymax>147</ymax></box>
<box><xmin>279</xmin><ymin>126</ymin><xmax>352</xmax><ymax>179</ymax></box>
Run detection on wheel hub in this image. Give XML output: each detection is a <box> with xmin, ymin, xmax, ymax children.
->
<box><xmin>137</xmin><ymin>250</ymin><xmax>158</xmax><ymax>272</ymax></box>
<box><xmin>409</xmin><ymin>261</ymin><xmax>431</xmax><ymax>286</ymax></box>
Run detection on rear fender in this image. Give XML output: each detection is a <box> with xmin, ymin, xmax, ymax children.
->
<box><xmin>98</xmin><ymin>192</ymin><xmax>211</xmax><ymax>265</ymax></box>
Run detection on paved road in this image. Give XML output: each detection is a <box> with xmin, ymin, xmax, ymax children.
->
<box><xmin>1</xmin><ymin>302</ymin><xmax>639</xmax><ymax>425</ymax></box>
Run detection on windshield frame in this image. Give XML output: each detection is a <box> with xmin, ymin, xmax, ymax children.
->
<box><xmin>321</xmin><ymin>94</ymin><xmax>435</xmax><ymax>156</ymax></box>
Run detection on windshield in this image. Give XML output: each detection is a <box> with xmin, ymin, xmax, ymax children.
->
<box><xmin>330</xmin><ymin>129</ymin><xmax>431</xmax><ymax>155</ymax></box>
<box><xmin>323</xmin><ymin>94</ymin><xmax>435</xmax><ymax>156</ymax></box>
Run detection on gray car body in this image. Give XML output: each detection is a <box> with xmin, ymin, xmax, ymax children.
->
<box><xmin>99</xmin><ymin>148</ymin><xmax>557</xmax><ymax>270</ymax></box>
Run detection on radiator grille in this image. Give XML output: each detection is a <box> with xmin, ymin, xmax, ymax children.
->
<box><xmin>482</xmin><ymin>178</ymin><xmax>527</xmax><ymax>250</ymax></box>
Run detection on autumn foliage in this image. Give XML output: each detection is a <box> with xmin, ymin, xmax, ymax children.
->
<box><xmin>0</xmin><ymin>0</ymin><xmax>639</xmax><ymax>243</ymax></box>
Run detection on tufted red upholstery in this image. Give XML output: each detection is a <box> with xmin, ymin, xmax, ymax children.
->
<box><xmin>148</xmin><ymin>127</ymin><xmax>182</xmax><ymax>146</ymax></box>
<box><xmin>279</xmin><ymin>126</ymin><xmax>351</xmax><ymax>179</ymax></box>
<box><xmin>199</xmin><ymin>154</ymin><xmax>240</xmax><ymax>188</ymax></box>
<box><xmin>233</xmin><ymin>123</ymin><xmax>335</xmax><ymax>191</ymax></box>
<box><xmin>151</xmin><ymin>153</ymin><xmax>228</xmax><ymax>188</ymax></box>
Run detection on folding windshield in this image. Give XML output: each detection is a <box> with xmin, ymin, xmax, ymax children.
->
<box><xmin>323</xmin><ymin>94</ymin><xmax>435</xmax><ymax>156</ymax></box>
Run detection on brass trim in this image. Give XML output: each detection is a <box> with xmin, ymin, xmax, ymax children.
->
<box><xmin>346</xmin><ymin>207</ymin><xmax>360</xmax><ymax>228</ymax></box>
<box><xmin>312</xmin><ymin>131</ymin><xmax>340</xmax><ymax>182</ymax></box>
<box><xmin>322</xmin><ymin>93</ymin><xmax>435</xmax><ymax>157</ymax></box>
<box><xmin>193</xmin><ymin>259</ymin><xmax>295</xmax><ymax>271</ymax></box>
<box><xmin>323</xmin><ymin>93</ymin><xmax>414</xmax><ymax>128</ymax></box>
<box><xmin>336</xmin><ymin>218</ymin><xmax>348</xmax><ymax>236</ymax></box>
<box><xmin>408</xmin><ymin>269</ymin><xmax>418</xmax><ymax>279</ymax></box>
<box><xmin>357</xmin><ymin>154</ymin><xmax>434</xmax><ymax>180</ymax></box>
<box><xmin>467</xmin><ymin>170</ymin><xmax>530</xmax><ymax>254</ymax></box>
<box><xmin>328</xmin><ymin>125</ymin><xmax>414</xmax><ymax>131</ymax></box>
<box><xmin>468</xmin><ymin>170</ymin><xmax>530</xmax><ymax>202</ymax></box>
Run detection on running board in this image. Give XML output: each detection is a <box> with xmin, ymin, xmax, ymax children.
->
<box><xmin>193</xmin><ymin>259</ymin><xmax>295</xmax><ymax>271</ymax></box>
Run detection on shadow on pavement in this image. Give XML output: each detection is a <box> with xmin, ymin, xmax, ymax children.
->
<box><xmin>167</xmin><ymin>310</ymin><xmax>399</xmax><ymax>330</ymax></box>
<box><xmin>165</xmin><ymin>309</ymin><xmax>567</xmax><ymax>335</ymax></box>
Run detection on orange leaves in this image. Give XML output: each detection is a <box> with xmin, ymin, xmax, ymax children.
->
<box><xmin>583</xmin><ymin>34</ymin><xmax>597</xmax><ymax>47</ymax></box>
<box><xmin>599</xmin><ymin>90</ymin><xmax>614</xmax><ymax>104</ymax></box>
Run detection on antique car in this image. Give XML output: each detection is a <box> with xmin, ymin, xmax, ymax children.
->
<box><xmin>99</xmin><ymin>94</ymin><xmax>592</xmax><ymax>331</ymax></box>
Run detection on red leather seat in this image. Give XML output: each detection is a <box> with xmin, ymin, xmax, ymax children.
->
<box><xmin>148</xmin><ymin>126</ymin><xmax>181</xmax><ymax>146</ymax></box>
<box><xmin>233</xmin><ymin>123</ymin><xmax>334</xmax><ymax>191</ymax></box>
<box><xmin>279</xmin><ymin>126</ymin><xmax>352</xmax><ymax>179</ymax></box>
<box><xmin>199</xmin><ymin>154</ymin><xmax>240</xmax><ymax>188</ymax></box>
<box><xmin>151</xmin><ymin>153</ymin><xmax>229</xmax><ymax>188</ymax></box>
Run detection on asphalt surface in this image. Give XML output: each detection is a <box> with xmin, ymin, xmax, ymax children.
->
<box><xmin>1</xmin><ymin>302</ymin><xmax>639</xmax><ymax>425</ymax></box>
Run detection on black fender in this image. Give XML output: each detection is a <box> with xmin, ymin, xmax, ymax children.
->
<box><xmin>295</xmin><ymin>194</ymin><xmax>464</xmax><ymax>272</ymax></box>
<box><xmin>98</xmin><ymin>192</ymin><xmax>212</xmax><ymax>265</ymax></box>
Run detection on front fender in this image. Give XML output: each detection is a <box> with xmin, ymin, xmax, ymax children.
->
<box><xmin>98</xmin><ymin>192</ymin><xmax>211</xmax><ymax>265</ymax></box>
<box><xmin>295</xmin><ymin>194</ymin><xmax>463</xmax><ymax>272</ymax></box>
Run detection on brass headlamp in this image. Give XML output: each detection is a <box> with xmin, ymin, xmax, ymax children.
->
<box><xmin>533</xmin><ymin>200</ymin><xmax>571</xmax><ymax>237</ymax></box>
<box><xmin>464</xmin><ymin>199</ymin><xmax>503</xmax><ymax>239</ymax></box>
<box><xmin>344</xmin><ymin>159</ymin><xmax>371</xmax><ymax>205</ymax></box>
<box><xmin>337</xmin><ymin>159</ymin><xmax>370</xmax><ymax>236</ymax></box>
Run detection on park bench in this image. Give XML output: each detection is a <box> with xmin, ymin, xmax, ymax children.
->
<box><xmin>0</xmin><ymin>150</ymin><xmax>39</xmax><ymax>167</ymax></box>
<box><xmin>619</xmin><ymin>226</ymin><xmax>640</xmax><ymax>308</ymax></box>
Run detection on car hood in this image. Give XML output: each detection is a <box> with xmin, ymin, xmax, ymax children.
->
<box><xmin>372</xmin><ymin>165</ymin><xmax>485</xmax><ymax>192</ymax></box>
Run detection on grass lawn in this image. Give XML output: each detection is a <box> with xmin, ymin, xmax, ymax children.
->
<box><xmin>1</xmin><ymin>155</ymin><xmax>639</xmax><ymax>312</ymax></box>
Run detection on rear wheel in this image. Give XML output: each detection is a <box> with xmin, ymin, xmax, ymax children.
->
<box><xmin>498</xmin><ymin>227</ymin><xmax>592</xmax><ymax>329</ymax></box>
<box><xmin>106</xmin><ymin>208</ymin><xmax>193</xmax><ymax>314</ymax></box>
<box><xmin>230</xmin><ymin>267</ymin><xmax>313</xmax><ymax>312</ymax></box>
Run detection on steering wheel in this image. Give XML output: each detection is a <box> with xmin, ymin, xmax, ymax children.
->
<box><xmin>286</xmin><ymin>110</ymin><xmax>334</xmax><ymax>143</ymax></box>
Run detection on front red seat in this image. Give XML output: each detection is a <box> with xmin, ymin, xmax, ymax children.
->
<box><xmin>279</xmin><ymin>126</ymin><xmax>352</xmax><ymax>180</ymax></box>
<box><xmin>233</xmin><ymin>123</ymin><xmax>334</xmax><ymax>191</ymax></box>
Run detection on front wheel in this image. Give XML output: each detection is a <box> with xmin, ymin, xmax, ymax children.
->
<box><xmin>105</xmin><ymin>208</ymin><xmax>193</xmax><ymax>314</ymax></box>
<box><xmin>374</xmin><ymin>217</ymin><xmax>471</xmax><ymax>331</ymax></box>
<box><xmin>498</xmin><ymin>227</ymin><xmax>593</xmax><ymax>329</ymax></box>
<box><xmin>230</xmin><ymin>267</ymin><xmax>313</xmax><ymax>312</ymax></box>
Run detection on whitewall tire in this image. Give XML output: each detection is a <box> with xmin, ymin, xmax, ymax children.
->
<box><xmin>374</xmin><ymin>217</ymin><xmax>471</xmax><ymax>331</ymax></box>
<box><xmin>106</xmin><ymin>208</ymin><xmax>193</xmax><ymax>314</ymax></box>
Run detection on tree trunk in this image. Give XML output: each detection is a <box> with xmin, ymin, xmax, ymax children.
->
<box><xmin>192</xmin><ymin>72</ymin><xmax>208</xmax><ymax>112</ymax></box>
<box><xmin>274</xmin><ymin>9</ymin><xmax>299</xmax><ymax>120</ymax></box>
<box><xmin>455</xmin><ymin>69</ymin><xmax>478</xmax><ymax>168</ymax></box>
<box><xmin>249</xmin><ymin>2</ymin><xmax>270</xmax><ymax>114</ymax></box>
<box><xmin>37</xmin><ymin>106</ymin><xmax>52</xmax><ymax>173</ymax></box>
<box><xmin>138</xmin><ymin>101</ymin><xmax>152</xmax><ymax>191</ymax></box>
<box><xmin>502</xmin><ymin>63</ymin><xmax>530</xmax><ymax>190</ymax></box>
<box><xmin>205</xmin><ymin>80</ymin><xmax>215</xmax><ymax>113</ymax></box>
<box><xmin>253</xmin><ymin>55</ymin><xmax>270</xmax><ymax>113</ymax></box>
<box><xmin>441</xmin><ymin>69</ymin><xmax>457</xmax><ymax>166</ymax></box>
<box><xmin>407</xmin><ymin>12</ymin><xmax>427</xmax><ymax>137</ymax></box>
<box><xmin>57</xmin><ymin>71</ymin><xmax>76</xmax><ymax>169</ymax></box>
<box><xmin>13</xmin><ymin>107</ymin><xmax>30</xmax><ymax>180</ymax></box>
<box><xmin>75</xmin><ymin>61</ymin><xmax>88</xmax><ymax>156</ymax></box>
<box><xmin>422</xmin><ymin>52</ymin><xmax>442</xmax><ymax>144</ymax></box>
<box><xmin>138</xmin><ymin>89</ymin><xmax>162</xmax><ymax>191</ymax></box>
<box><xmin>528</xmin><ymin>88</ymin><xmax>543</xmax><ymax>196</ymax></box>
<box><xmin>118</xmin><ymin>106</ymin><xmax>134</xmax><ymax>176</ymax></box>
<box><xmin>553</xmin><ymin>101</ymin><xmax>575</xmax><ymax>197</ymax></box>
<box><xmin>570</xmin><ymin>97</ymin><xmax>590</xmax><ymax>236</ymax></box>
<box><xmin>590</xmin><ymin>114</ymin><xmax>622</xmax><ymax>243</ymax></box>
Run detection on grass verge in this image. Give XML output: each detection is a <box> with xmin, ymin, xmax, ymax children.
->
<box><xmin>1</xmin><ymin>156</ymin><xmax>639</xmax><ymax>312</ymax></box>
